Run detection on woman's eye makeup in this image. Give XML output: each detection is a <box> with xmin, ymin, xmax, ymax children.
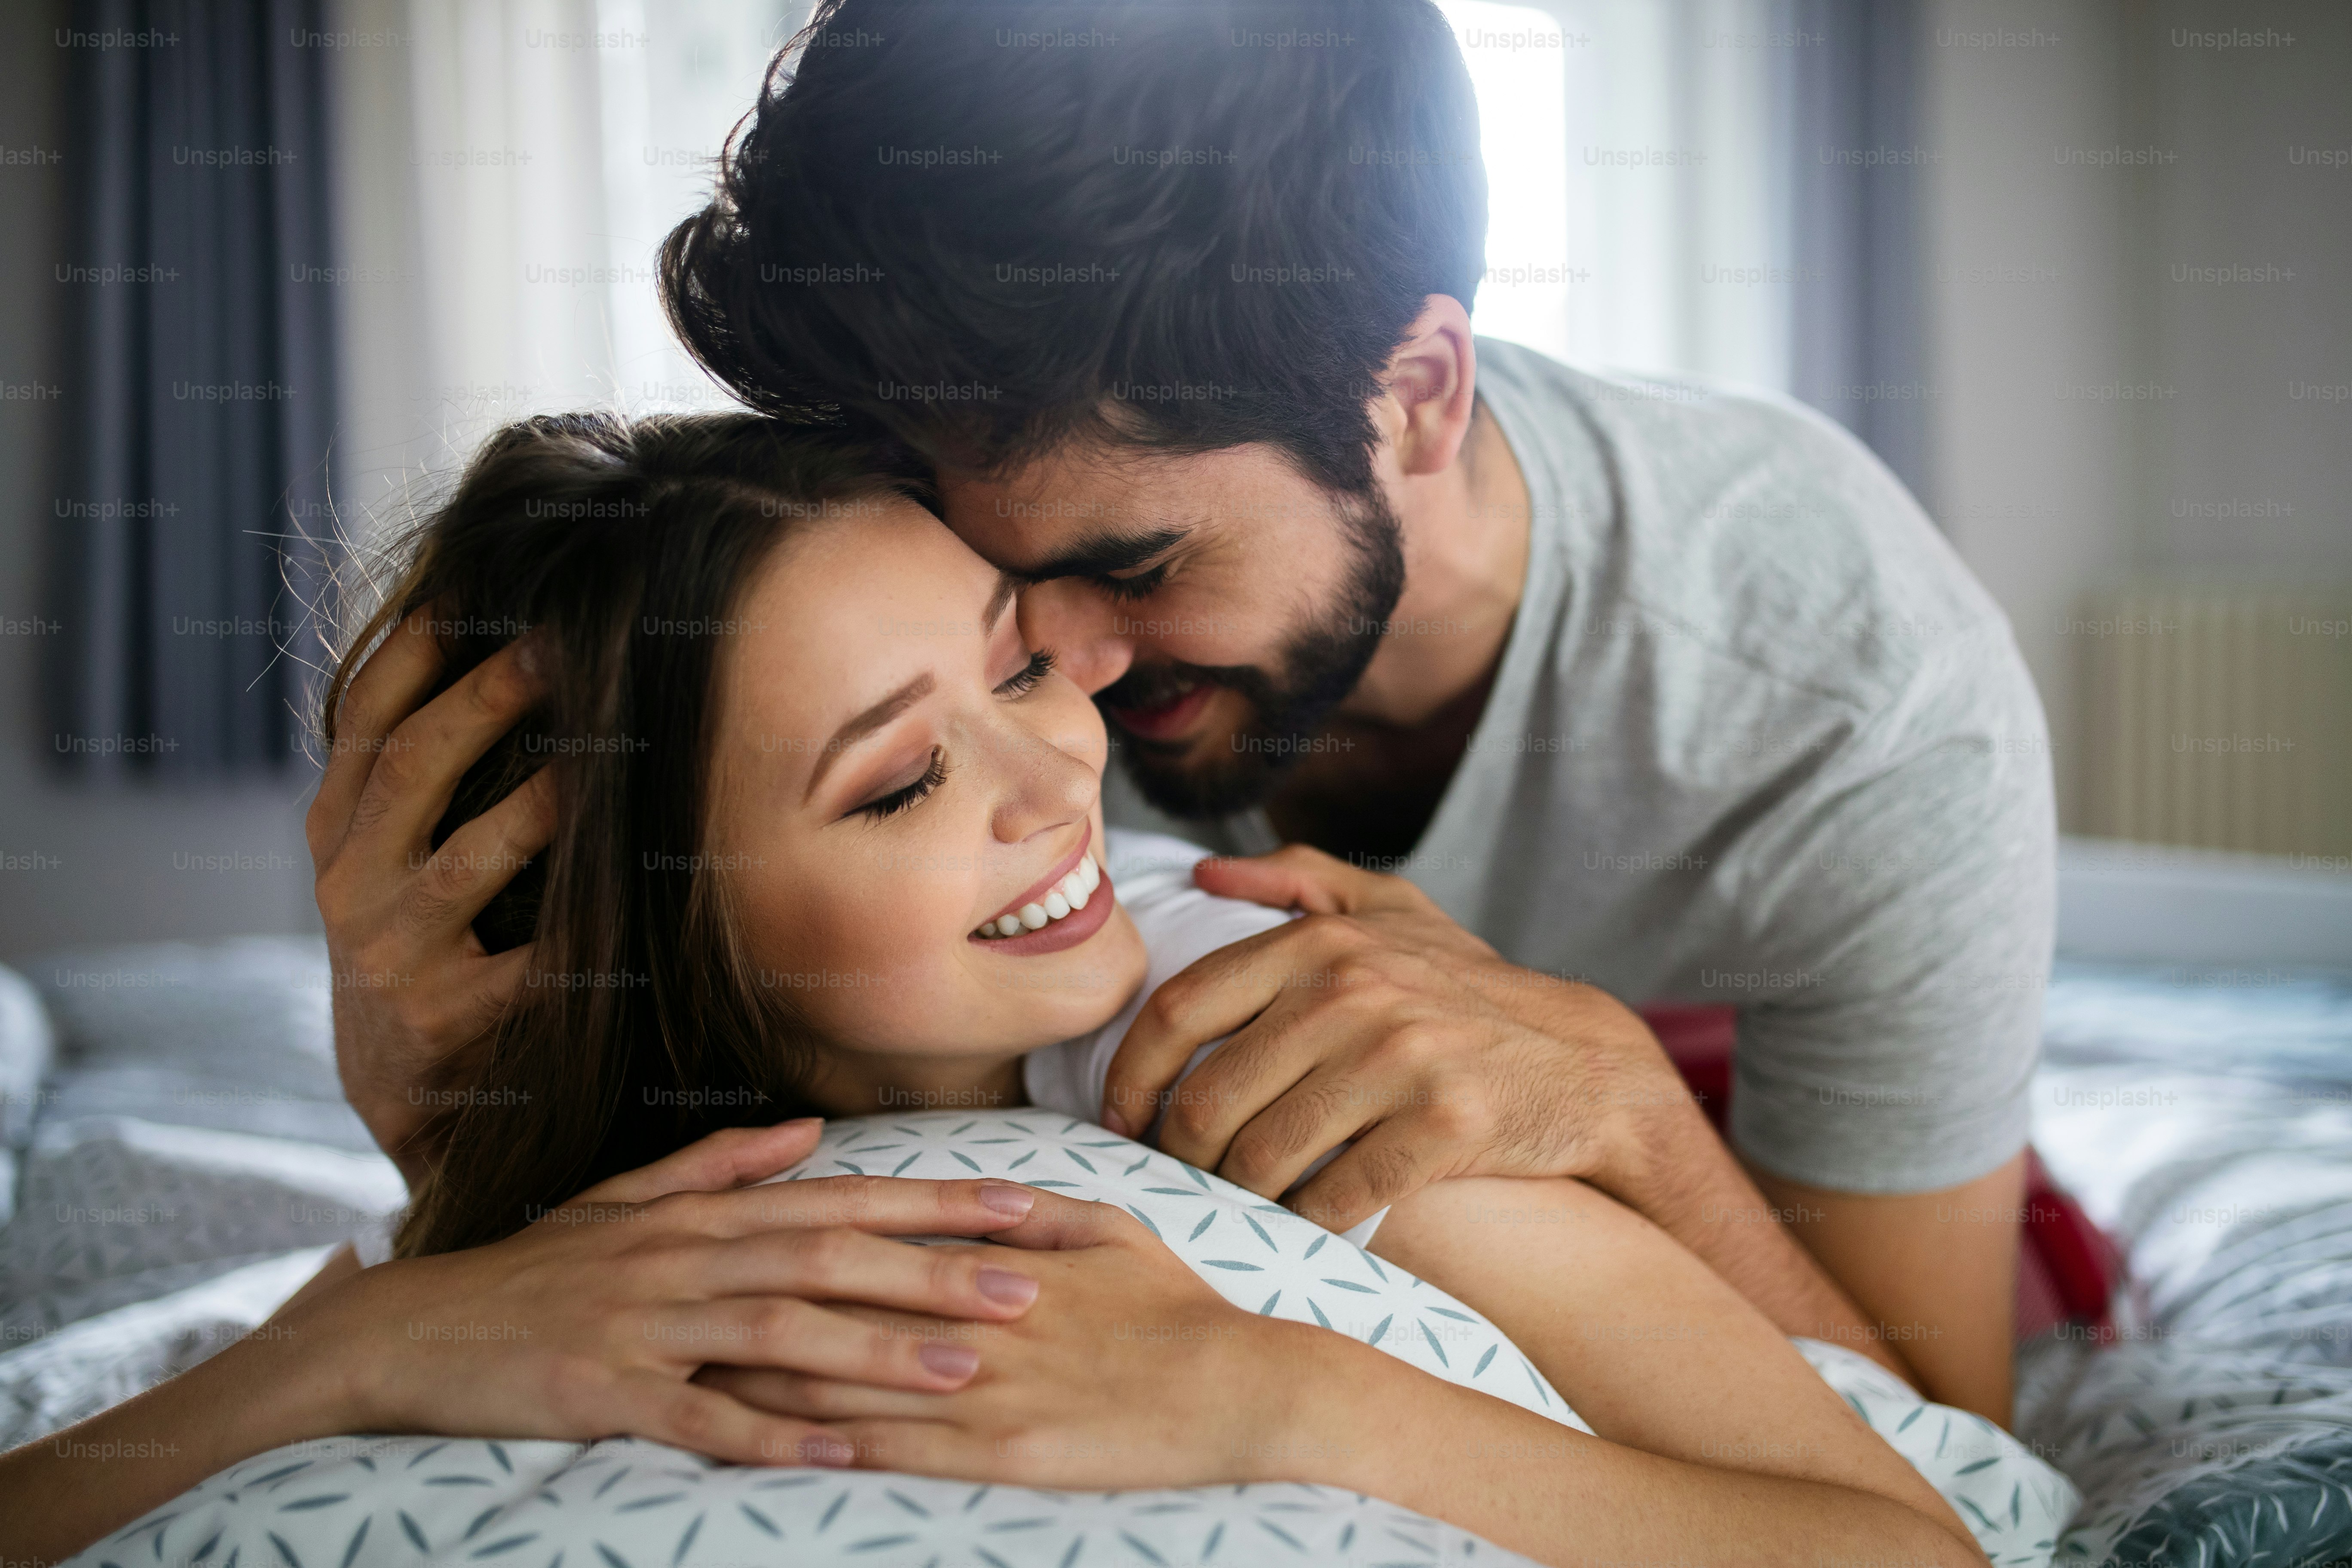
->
<box><xmin>994</xmin><ymin>647</ymin><xmax>1057</xmax><ymax>697</ymax></box>
<box><xmin>853</xmin><ymin>747</ymin><xmax>948</xmax><ymax>820</ymax></box>
<box><xmin>844</xmin><ymin>649</ymin><xmax>1054</xmax><ymax>821</ymax></box>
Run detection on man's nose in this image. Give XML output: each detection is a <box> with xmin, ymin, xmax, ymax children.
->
<box><xmin>1018</xmin><ymin>580</ymin><xmax>1134</xmax><ymax>695</ymax></box>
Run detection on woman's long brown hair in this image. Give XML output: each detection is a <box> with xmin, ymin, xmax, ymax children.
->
<box><xmin>319</xmin><ymin>412</ymin><xmax>924</xmax><ymax>1256</ymax></box>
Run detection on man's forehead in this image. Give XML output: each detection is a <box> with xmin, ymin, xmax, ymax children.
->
<box><xmin>933</xmin><ymin>444</ymin><xmax>1328</xmax><ymax>575</ymax></box>
<box><xmin>942</xmin><ymin>501</ymin><xmax>1195</xmax><ymax>582</ymax></box>
<box><xmin>929</xmin><ymin>459</ymin><xmax>1163</xmax><ymax>569</ymax></box>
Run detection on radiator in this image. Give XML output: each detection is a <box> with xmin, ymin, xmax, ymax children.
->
<box><xmin>2075</xmin><ymin>586</ymin><xmax>2352</xmax><ymax>862</ymax></box>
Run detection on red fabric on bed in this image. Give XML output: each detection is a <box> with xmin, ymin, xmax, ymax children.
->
<box><xmin>1637</xmin><ymin>1003</ymin><xmax>2117</xmax><ymax>1339</ymax></box>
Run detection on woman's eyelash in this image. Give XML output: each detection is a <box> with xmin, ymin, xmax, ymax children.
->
<box><xmin>856</xmin><ymin>747</ymin><xmax>948</xmax><ymax>820</ymax></box>
<box><xmin>850</xmin><ymin>652</ymin><xmax>1050</xmax><ymax>819</ymax></box>
<box><xmin>994</xmin><ymin>648</ymin><xmax>1057</xmax><ymax>697</ymax></box>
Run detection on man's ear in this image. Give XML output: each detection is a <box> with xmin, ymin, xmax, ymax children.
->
<box><xmin>1378</xmin><ymin>295</ymin><xmax>1479</xmax><ymax>478</ymax></box>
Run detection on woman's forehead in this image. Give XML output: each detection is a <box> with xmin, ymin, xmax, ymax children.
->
<box><xmin>726</xmin><ymin>503</ymin><xmax>1005</xmax><ymax>731</ymax></box>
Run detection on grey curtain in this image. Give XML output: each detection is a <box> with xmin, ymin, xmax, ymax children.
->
<box><xmin>48</xmin><ymin>0</ymin><xmax>339</xmax><ymax>777</ymax></box>
<box><xmin>1786</xmin><ymin>0</ymin><xmax>1929</xmax><ymax>500</ymax></box>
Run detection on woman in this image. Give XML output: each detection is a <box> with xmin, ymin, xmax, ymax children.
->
<box><xmin>1</xmin><ymin>413</ymin><xmax>1988</xmax><ymax>1567</ymax></box>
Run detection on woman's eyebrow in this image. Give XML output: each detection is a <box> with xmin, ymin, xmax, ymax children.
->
<box><xmin>983</xmin><ymin>570</ymin><xmax>1020</xmax><ymax>630</ymax></box>
<box><xmin>805</xmin><ymin>671</ymin><xmax>936</xmax><ymax>801</ymax></box>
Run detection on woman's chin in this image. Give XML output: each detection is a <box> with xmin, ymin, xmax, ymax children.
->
<box><xmin>962</xmin><ymin>908</ymin><xmax>1150</xmax><ymax>1038</ymax></box>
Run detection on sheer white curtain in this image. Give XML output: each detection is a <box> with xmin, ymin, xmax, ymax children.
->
<box><xmin>1443</xmin><ymin>0</ymin><xmax>1801</xmax><ymax>393</ymax></box>
<box><xmin>325</xmin><ymin>0</ymin><xmax>800</xmax><ymax>542</ymax></box>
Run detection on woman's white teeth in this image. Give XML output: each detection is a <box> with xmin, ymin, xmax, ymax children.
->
<box><xmin>977</xmin><ymin>854</ymin><xmax>1104</xmax><ymax>939</ymax></box>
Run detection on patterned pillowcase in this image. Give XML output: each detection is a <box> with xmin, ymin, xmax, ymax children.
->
<box><xmin>70</xmin><ymin>1110</ymin><xmax>2075</xmax><ymax>1568</ymax></box>
<box><xmin>781</xmin><ymin>1112</ymin><xmax>1585</xmax><ymax>1425</ymax></box>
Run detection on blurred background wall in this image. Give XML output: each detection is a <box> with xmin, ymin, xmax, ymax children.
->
<box><xmin>1</xmin><ymin>0</ymin><xmax>2346</xmax><ymax>959</ymax></box>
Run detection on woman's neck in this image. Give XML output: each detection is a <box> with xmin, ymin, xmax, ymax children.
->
<box><xmin>799</xmin><ymin>1046</ymin><xmax>1031</xmax><ymax>1118</ymax></box>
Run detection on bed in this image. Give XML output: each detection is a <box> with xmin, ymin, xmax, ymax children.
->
<box><xmin>2</xmin><ymin>937</ymin><xmax>2346</xmax><ymax>1565</ymax></box>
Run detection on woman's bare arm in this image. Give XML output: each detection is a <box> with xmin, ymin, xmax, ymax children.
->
<box><xmin>1364</xmin><ymin>1174</ymin><xmax>1983</xmax><ymax>1557</ymax></box>
<box><xmin>720</xmin><ymin>1192</ymin><xmax>1987</xmax><ymax>1568</ymax></box>
<box><xmin>0</xmin><ymin>1128</ymin><xmax>1051</xmax><ymax>1566</ymax></box>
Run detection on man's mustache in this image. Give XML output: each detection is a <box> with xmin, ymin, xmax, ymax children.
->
<box><xmin>1096</xmin><ymin>660</ymin><xmax>1272</xmax><ymax>720</ymax></box>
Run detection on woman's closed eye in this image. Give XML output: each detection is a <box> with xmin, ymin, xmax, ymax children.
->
<box><xmin>994</xmin><ymin>648</ymin><xmax>1057</xmax><ymax>697</ymax></box>
<box><xmin>850</xmin><ymin>652</ymin><xmax>1052</xmax><ymax>820</ymax></box>
<box><xmin>854</xmin><ymin>747</ymin><xmax>948</xmax><ymax>820</ymax></box>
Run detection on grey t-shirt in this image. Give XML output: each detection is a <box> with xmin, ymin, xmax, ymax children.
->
<box><xmin>1103</xmin><ymin>338</ymin><xmax>2056</xmax><ymax>1195</ymax></box>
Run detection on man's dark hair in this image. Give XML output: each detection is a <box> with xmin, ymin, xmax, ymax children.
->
<box><xmin>662</xmin><ymin>0</ymin><xmax>1485</xmax><ymax>496</ymax></box>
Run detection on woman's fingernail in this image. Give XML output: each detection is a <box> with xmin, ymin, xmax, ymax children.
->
<box><xmin>920</xmin><ymin>1342</ymin><xmax>981</xmax><ymax>1380</ymax></box>
<box><xmin>1101</xmin><ymin>1107</ymin><xmax>1132</xmax><ymax>1138</ymax></box>
<box><xmin>512</xmin><ymin>634</ymin><xmax>541</xmax><ymax>678</ymax></box>
<box><xmin>781</xmin><ymin>1117</ymin><xmax>823</xmax><ymax>1131</ymax></box>
<box><xmin>977</xmin><ymin>1183</ymin><xmax>1035</xmax><ymax>1218</ymax></box>
<box><xmin>977</xmin><ymin>1266</ymin><xmax>1040</xmax><ymax>1307</ymax></box>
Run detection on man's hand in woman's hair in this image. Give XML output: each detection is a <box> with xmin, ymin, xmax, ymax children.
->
<box><xmin>269</xmin><ymin>1121</ymin><xmax>1046</xmax><ymax>1468</ymax></box>
<box><xmin>305</xmin><ymin>609</ymin><xmax>548</xmax><ymax>1184</ymax></box>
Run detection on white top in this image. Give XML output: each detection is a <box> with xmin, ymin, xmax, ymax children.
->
<box><xmin>1023</xmin><ymin>829</ymin><xmax>1387</xmax><ymax>1247</ymax></box>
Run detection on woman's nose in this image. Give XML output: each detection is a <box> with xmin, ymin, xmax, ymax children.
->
<box><xmin>1017</xmin><ymin>580</ymin><xmax>1134</xmax><ymax>695</ymax></box>
<box><xmin>989</xmin><ymin>713</ymin><xmax>1102</xmax><ymax>845</ymax></box>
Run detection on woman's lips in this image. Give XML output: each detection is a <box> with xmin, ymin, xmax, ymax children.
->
<box><xmin>977</xmin><ymin>821</ymin><xmax>1092</xmax><ymax>930</ymax></box>
<box><xmin>1105</xmin><ymin>681</ymin><xmax>1214</xmax><ymax>742</ymax></box>
<box><xmin>967</xmin><ymin>861</ymin><xmax>1115</xmax><ymax>956</ymax></box>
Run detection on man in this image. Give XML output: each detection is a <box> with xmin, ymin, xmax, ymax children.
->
<box><xmin>312</xmin><ymin>0</ymin><xmax>2051</xmax><ymax>1420</ymax></box>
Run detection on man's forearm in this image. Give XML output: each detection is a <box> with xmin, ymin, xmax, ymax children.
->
<box><xmin>1590</xmin><ymin>1095</ymin><xmax>1916</xmax><ymax>1385</ymax></box>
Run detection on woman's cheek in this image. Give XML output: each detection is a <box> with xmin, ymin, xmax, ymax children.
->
<box><xmin>790</xmin><ymin>860</ymin><xmax>981</xmax><ymax>1033</ymax></box>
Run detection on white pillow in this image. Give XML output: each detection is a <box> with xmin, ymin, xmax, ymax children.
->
<box><xmin>67</xmin><ymin>1111</ymin><xmax>2073</xmax><ymax>1568</ymax></box>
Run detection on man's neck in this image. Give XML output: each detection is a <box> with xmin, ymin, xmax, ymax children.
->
<box><xmin>1341</xmin><ymin>397</ymin><xmax>1531</xmax><ymax>729</ymax></box>
<box><xmin>1262</xmin><ymin>398</ymin><xmax>1532</xmax><ymax>863</ymax></box>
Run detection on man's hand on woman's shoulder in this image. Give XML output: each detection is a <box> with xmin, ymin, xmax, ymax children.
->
<box><xmin>1104</xmin><ymin>844</ymin><xmax>1703</xmax><ymax>1232</ymax></box>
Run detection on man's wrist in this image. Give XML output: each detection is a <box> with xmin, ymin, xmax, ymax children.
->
<box><xmin>1550</xmin><ymin>992</ymin><xmax>1697</xmax><ymax>1205</ymax></box>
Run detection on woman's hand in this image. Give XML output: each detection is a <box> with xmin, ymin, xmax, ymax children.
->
<box><xmin>288</xmin><ymin>1121</ymin><xmax>1047</xmax><ymax>1466</ymax></box>
<box><xmin>699</xmin><ymin>1194</ymin><xmax>1350</xmax><ymax>1489</ymax></box>
<box><xmin>0</xmin><ymin>1122</ymin><xmax>1048</xmax><ymax>1566</ymax></box>
<box><xmin>700</xmin><ymin>1185</ymin><xmax>1988</xmax><ymax>1568</ymax></box>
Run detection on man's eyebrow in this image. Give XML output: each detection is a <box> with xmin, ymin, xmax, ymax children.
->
<box><xmin>805</xmin><ymin>671</ymin><xmax>936</xmax><ymax>801</ymax></box>
<box><xmin>1014</xmin><ymin>523</ymin><xmax>1191</xmax><ymax>583</ymax></box>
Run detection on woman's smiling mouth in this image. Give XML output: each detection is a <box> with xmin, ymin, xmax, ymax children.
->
<box><xmin>970</xmin><ymin>826</ymin><xmax>1115</xmax><ymax>955</ymax></box>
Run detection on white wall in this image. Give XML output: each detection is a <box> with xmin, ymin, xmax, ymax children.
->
<box><xmin>1918</xmin><ymin>0</ymin><xmax>2352</xmax><ymax>830</ymax></box>
<box><xmin>1917</xmin><ymin>0</ymin><xmax>2140</xmax><ymax>827</ymax></box>
<box><xmin>2128</xmin><ymin>0</ymin><xmax>2352</xmax><ymax>582</ymax></box>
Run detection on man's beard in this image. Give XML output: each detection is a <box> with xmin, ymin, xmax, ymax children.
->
<box><xmin>1097</xmin><ymin>485</ymin><xmax>1406</xmax><ymax>820</ymax></box>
